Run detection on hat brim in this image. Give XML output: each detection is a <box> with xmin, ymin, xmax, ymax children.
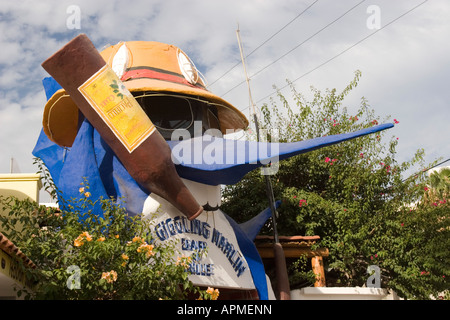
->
<box><xmin>43</xmin><ymin>88</ymin><xmax>80</xmax><ymax>147</ymax></box>
<box><xmin>124</xmin><ymin>77</ymin><xmax>249</xmax><ymax>131</ymax></box>
<box><xmin>43</xmin><ymin>77</ymin><xmax>248</xmax><ymax>147</ymax></box>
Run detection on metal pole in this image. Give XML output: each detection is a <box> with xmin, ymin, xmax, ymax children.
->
<box><xmin>236</xmin><ymin>26</ymin><xmax>290</xmax><ymax>300</ymax></box>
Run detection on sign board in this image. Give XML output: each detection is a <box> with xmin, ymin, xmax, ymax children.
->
<box><xmin>0</xmin><ymin>249</ymin><xmax>33</xmax><ymax>296</ymax></box>
<box><xmin>144</xmin><ymin>180</ymin><xmax>256</xmax><ymax>290</ymax></box>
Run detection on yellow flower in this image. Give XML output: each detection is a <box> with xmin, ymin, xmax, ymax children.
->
<box><xmin>101</xmin><ymin>270</ymin><xmax>118</xmax><ymax>283</ymax></box>
<box><xmin>81</xmin><ymin>231</ymin><xmax>93</xmax><ymax>242</ymax></box>
<box><xmin>84</xmin><ymin>192</ymin><xmax>91</xmax><ymax>198</ymax></box>
<box><xmin>97</xmin><ymin>237</ymin><xmax>105</xmax><ymax>242</ymax></box>
<box><xmin>206</xmin><ymin>287</ymin><xmax>220</xmax><ymax>300</ymax></box>
<box><xmin>132</xmin><ymin>236</ymin><xmax>143</xmax><ymax>243</ymax></box>
<box><xmin>176</xmin><ymin>254</ymin><xmax>192</xmax><ymax>269</ymax></box>
<box><xmin>121</xmin><ymin>256</ymin><xmax>128</xmax><ymax>267</ymax></box>
<box><xmin>74</xmin><ymin>237</ymin><xmax>84</xmax><ymax>247</ymax></box>
<box><xmin>137</xmin><ymin>243</ymin><xmax>155</xmax><ymax>258</ymax></box>
<box><xmin>79</xmin><ymin>187</ymin><xmax>85</xmax><ymax>193</ymax></box>
<box><xmin>74</xmin><ymin>231</ymin><xmax>93</xmax><ymax>246</ymax></box>
<box><xmin>111</xmin><ymin>270</ymin><xmax>118</xmax><ymax>281</ymax></box>
<box><xmin>115</xmin><ymin>235</ymin><xmax>120</xmax><ymax>239</ymax></box>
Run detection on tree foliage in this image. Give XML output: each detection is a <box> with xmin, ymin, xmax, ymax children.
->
<box><xmin>222</xmin><ymin>71</ymin><xmax>449</xmax><ymax>299</ymax></box>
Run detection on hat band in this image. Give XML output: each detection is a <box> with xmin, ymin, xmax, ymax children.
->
<box><xmin>121</xmin><ymin>67</ymin><xmax>207</xmax><ymax>91</ymax></box>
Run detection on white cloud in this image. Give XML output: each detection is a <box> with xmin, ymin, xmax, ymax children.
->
<box><xmin>0</xmin><ymin>0</ymin><xmax>448</xmax><ymax>184</ymax></box>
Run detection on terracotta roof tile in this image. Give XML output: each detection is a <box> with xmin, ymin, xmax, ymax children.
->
<box><xmin>255</xmin><ymin>235</ymin><xmax>320</xmax><ymax>241</ymax></box>
<box><xmin>254</xmin><ymin>235</ymin><xmax>321</xmax><ymax>247</ymax></box>
<box><xmin>0</xmin><ymin>232</ymin><xmax>36</xmax><ymax>269</ymax></box>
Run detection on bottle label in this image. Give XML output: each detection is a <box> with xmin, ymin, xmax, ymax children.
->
<box><xmin>78</xmin><ymin>64</ymin><xmax>155</xmax><ymax>153</ymax></box>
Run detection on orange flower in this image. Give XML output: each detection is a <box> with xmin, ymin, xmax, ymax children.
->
<box><xmin>137</xmin><ymin>243</ymin><xmax>155</xmax><ymax>258</ymax></box>
<box><xmin>206</xmin><ymin>287</ymin><xmax>220</xmax><ymax>300</ymax></box>
<box><xmin>74</xmin><ymin>231</ymin><xmax>93</xmax><ymax>247</ymax></box>
<box><xmin>132</xmin><ymin>236</ymin><xmax>144</xmax><ymax>243</ymax></box>
<box><xmin>121</xmin><ymin>254</ymin><xmax>129</xmax><ymax>267</ymax></box>
<box><xmin>176</xmin><ymin>254</ymin><xmax>192</xmax><ymax>269</ymax></box>
<box><xmin>74</xmin><ymin>237</ymin><xmax>83</xmax><ymax>247</ymax></box>
<box><xmin>82</xmin><ymin>231</ymin><xmax>93</xmax><ymax>242</ymax></box>
<box><xmin>101</xmin><ymin>270</ymin><xmax>118</xmax><ymax>283</ymax></box>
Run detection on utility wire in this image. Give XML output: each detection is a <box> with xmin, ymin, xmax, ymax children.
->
<box><xmin>403</xmin><ymin>158</ymin><xmax>450</xmax><ymax>182</ymax></box>
<box><xmin>220</xmin><ymin>0</ymin><xmax>366</xmax><ymax>98</ymax></box>
<box><xmin>243</xmin><ymin>0</ymin><xmax>319</xmax><ymax>63</ymax></box>
<box><xmin>379</xmin><ymin>157</ymin><xmax>450</xmax><ymax>194</ymax></box>
<box><xmin>253</xmin><ymin>0</ymin><xmax>429</xmax><ymax>107</ymax></box>
<box><xmin>207</xmin><ymin>0</ymin><xmax>319</xmax><ymax>88</ymax></box>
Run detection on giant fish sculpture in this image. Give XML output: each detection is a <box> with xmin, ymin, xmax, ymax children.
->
<box><xmin>33</xmin><ymin>34</ymin><xmax>393</xmax><ymax>300</ymax></box>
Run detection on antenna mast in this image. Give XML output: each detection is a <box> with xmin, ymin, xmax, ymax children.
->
<box><xmin>236</xmin><ymin>26</ymin><xmax>290</xmax><ymax>300</ymax></box>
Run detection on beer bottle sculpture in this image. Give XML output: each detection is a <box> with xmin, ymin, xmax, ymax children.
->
<box><xmin>42</xmin><ymin>34</ymin><xmax>203</xmax><ymax>220</ymax></box>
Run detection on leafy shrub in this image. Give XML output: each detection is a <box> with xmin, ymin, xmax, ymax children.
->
<box><xmin>0</xmin><ymin>173</ymin><xmax>217</xmax><ymax>300</ymax></box>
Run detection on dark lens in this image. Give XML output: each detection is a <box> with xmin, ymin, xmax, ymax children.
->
<box><xmin>136</xmin><ymin>94</ymin><xmax>193</xmax><ymax>130</ymax></box>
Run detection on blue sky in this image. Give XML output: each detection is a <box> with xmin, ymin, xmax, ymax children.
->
<box><xmin>0</xmin><ymin>0</ymin><xmax>448</xmax><ymax>185</ymax></box>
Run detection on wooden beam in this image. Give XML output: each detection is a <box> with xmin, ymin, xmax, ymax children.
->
<box><xmin>257</xmin><ymin>246</ymin><xmax>329</xmax><ymax>259</ymax></box>
<box><xmin>311</xmin><ymin>255</ymin><xmax>326</xmax><ymax>287</ymax></box>
<box><xmin>255</xmin><ymin>237</ymin><xmax>329</xmax><ymax>288</ymax></box>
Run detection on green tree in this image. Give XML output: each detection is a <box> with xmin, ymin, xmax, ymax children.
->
<box><xmin>427</xmin><ymin>167</ymin><xmax>450</xmax><ymax>202</ymax></box>
<box><xmin>221</xmin><ymin>71</ymin><xmax>449</xmax><ymax>299</ymax></box>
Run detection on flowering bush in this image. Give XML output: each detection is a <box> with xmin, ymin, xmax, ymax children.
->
<box><xmin>0</xmin><ymin>175</ymin><xmax>216</xmax><ymax>300</ymax></box>
<box><xmin>222</xmin><ymin>71</ymin><xmax>449</xmax><ymax>299</ymax></box>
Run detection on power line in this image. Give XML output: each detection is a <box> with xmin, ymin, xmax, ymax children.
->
<box><xmin>207</xmin><ymin>0</ymin><xmax>319</xmax><ymax>88</ymax></box>
<box><xmin>220</xmin><ymin>0</ymin><xmax>366</xmax><ymax>98</ymax></box>
<box><xmin>244</xmin><ymin>0</ymin><xmax>320</xmax><ymax>63</ymax></box>
<box><xmin>253</xmin><ymin>0</ymin><xmax>429</xmax><ymax>107</ymax></box>
<box><xmin>403</xmin><ymin>158</ymin><xmax>450</xmax><ymax>182</ymax></box>
<box><xmin>379</xmin><ymin>157</ymin><xmax>450</xmax><ymax>193</ymax></box>
<box><xmin>251</xmin><ymin>1</ymin><xmax>366</xmax><ymax>82</ymax></box>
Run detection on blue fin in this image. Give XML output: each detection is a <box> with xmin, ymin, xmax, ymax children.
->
<box><xmin>167</xmin><ymin>123</ymin><xmax>394</xmax><ymax>185</ymax></box>
<box><xmin>239</xmin><ymin>200</ymin><xmax>282</xmax><ymax>241</ymax></box>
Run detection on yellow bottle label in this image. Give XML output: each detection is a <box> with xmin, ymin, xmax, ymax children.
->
<box><xmin>78</xmin><ymin>64</ymin><xmax>155</xmax><ymax>153</ymax></box>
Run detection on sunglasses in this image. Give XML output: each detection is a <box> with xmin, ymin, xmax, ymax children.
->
<box><xmin>132</xmin><ymin>92</ymin><xmax>221</xmax><ymax>139</ymax></box>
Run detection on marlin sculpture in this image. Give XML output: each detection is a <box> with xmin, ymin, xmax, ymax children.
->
<box><xmin>33</xmin><ymin>34</ymin><xmax>393</xmax><ymax>300</ymax></box>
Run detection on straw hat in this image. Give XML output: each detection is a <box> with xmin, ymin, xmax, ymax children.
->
<box><xmin>43</xmin><ymin>41</ymin><xmax>248</xmax><ymax>147</ymax></box>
